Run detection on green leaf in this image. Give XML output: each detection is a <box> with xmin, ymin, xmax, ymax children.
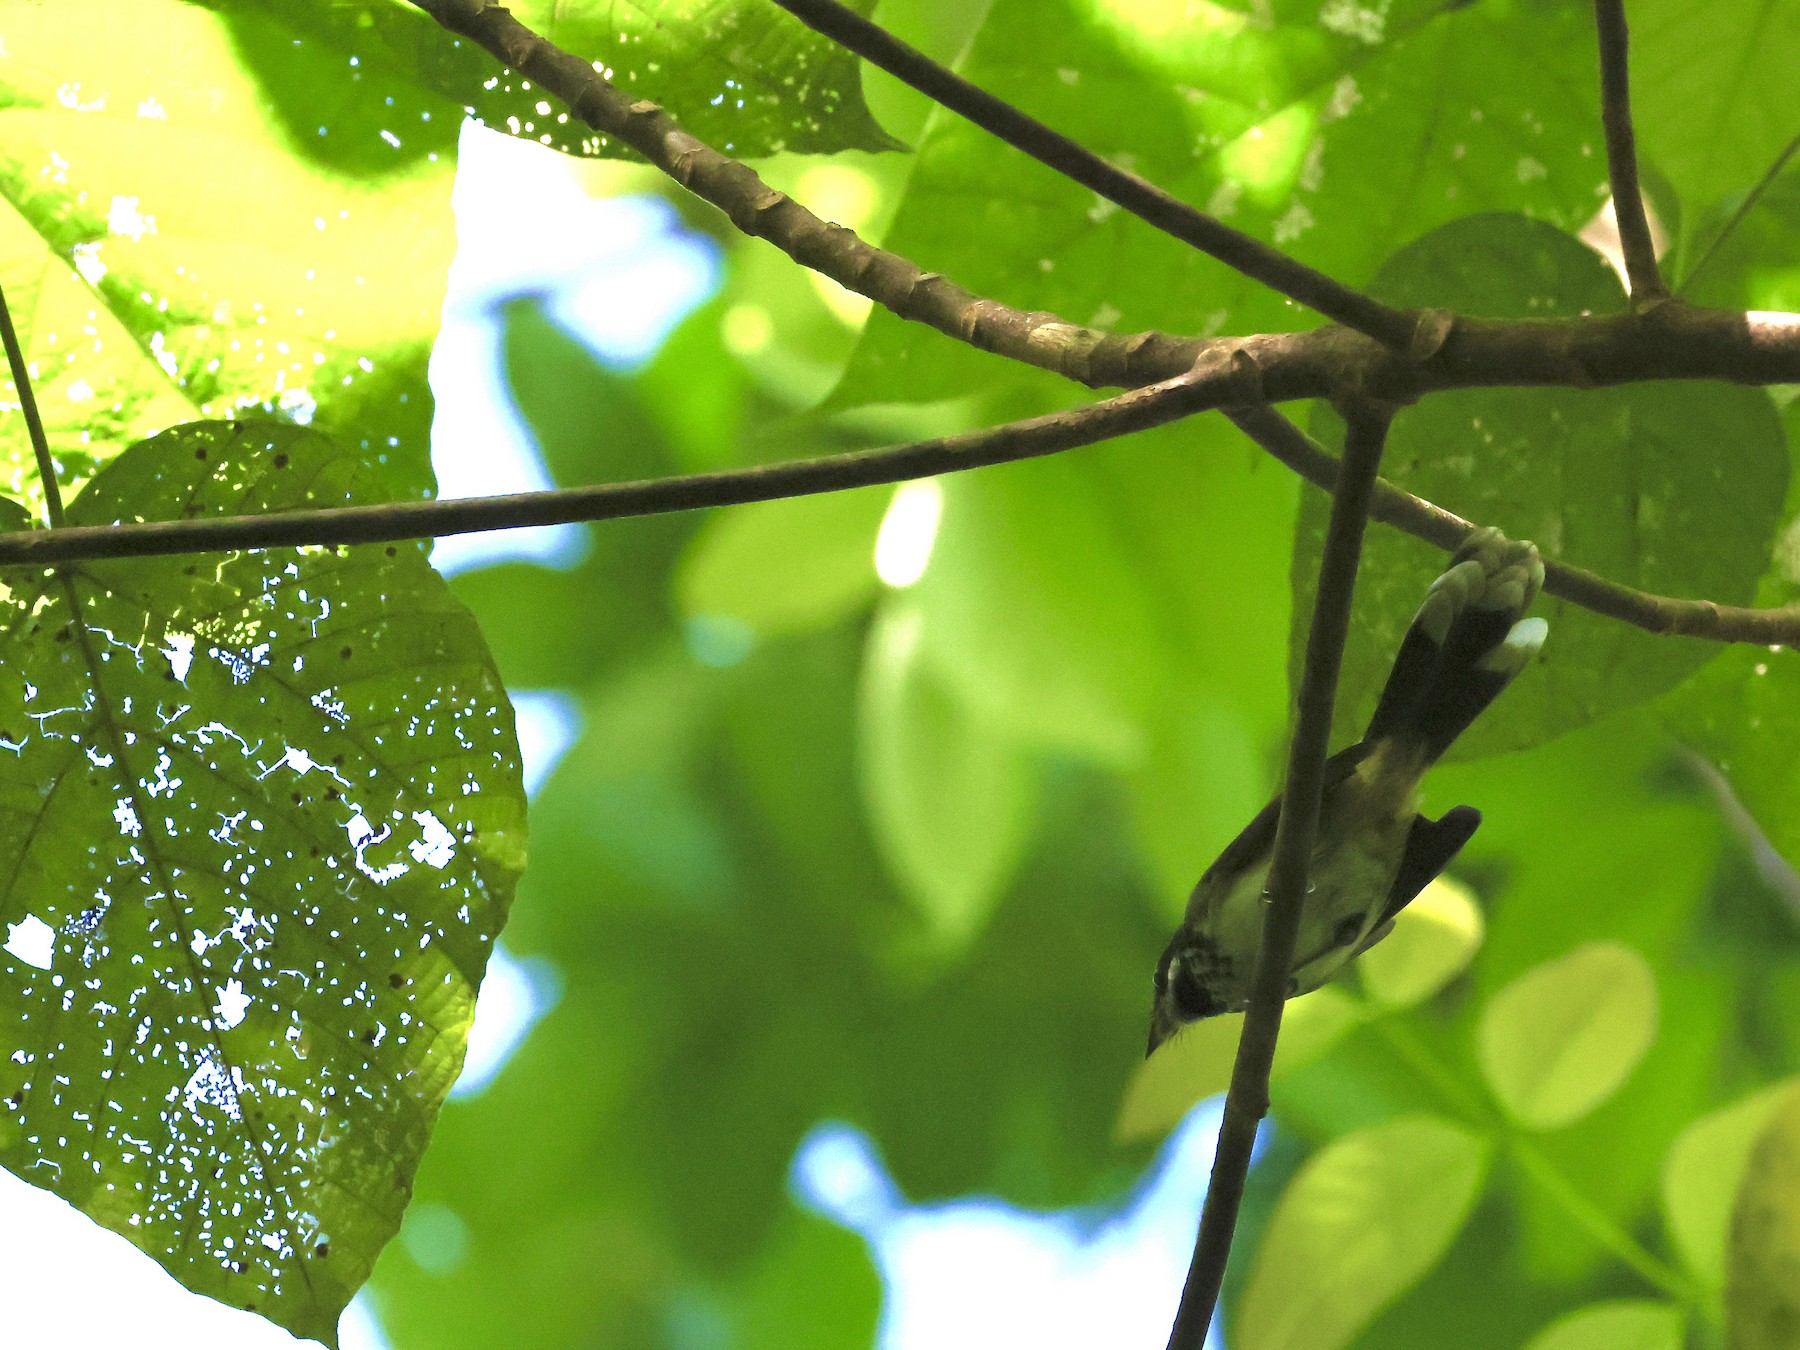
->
<box><xmin>1115</xmin><ymin>986</ymin><xmax>1363</xmax><ymax>1144</ymax></box>
<box><xmin>1667</xmin><ymin>645</ymin><xmax>1800</xmax><ymax>876</ymax></box>
<box><xmin>0</xmin><ymin>0</ymin><xmax>450</xmax><ymax>499</ymax></box>
<box><xmin>1296</xmin><ymin>215</ymin><xmax>1788</xmax><ymax>755</ymax></box>
<box><xmin>1356</xmin><ymin>876</ymin><xmax>1485</xmax><ymax>1011</ymax></box>
<box><xmin>904</xmin><ymin>455</ymin><xmax>1172</xmax><ymax>768</ymax></box>
<box><xmin>858</xmin><ymin>600</ymin><xmax>1036</xmax><ymax>948</ymax></box>
<box><xmin>1727</xmin><ymin>1084</ymin><xmax>1800</xmax><ymax>1350</ymax></box>
<box><xmin>206</xmin><ymin>0</ymin><xmax>902</xmax><ymax>162</ymax></box>
<box><xmin>677</xmin><ymin>488</ymin><xmax>887</xmax><ymax>639</ymax></box>
<box><xmin>1629</xmin><ymin>0</ymin><xmax>1800</xmax><ymax>230</ymax></box>
<box><xmin>1521</xmin><ymin>1301</ymin><xmax>1686</xmax><ymax>1350</ymax></box>
<box><xmin>1663</xmin><ymin>1080</ymin><xmax>1800</xmax><ymax>1291</ymax></box>
<box><xmin>1477</xmin><ymin>942</ymin><xmax>1658</xmax><ymax>1131</ymax></box>
<box><xmin>835</xmin><ymin>0</ymin><xmax>1605</xmax><ymax>407</ymax></box>
<box><xmin>0</xmin><ymin>421</ymin><xmax>523</xmax><ymax>1341</ymax></box>
<box><xmin>1234</xmin><ymin>1114</ymin><xmax>1490</xmax><ymax>1350</ymax></box>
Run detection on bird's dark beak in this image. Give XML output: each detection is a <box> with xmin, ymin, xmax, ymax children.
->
<box><xmin>1145</xmin><ymin>1008</ymin><xmax>1176</xmax><ymax>1058</ymax></box>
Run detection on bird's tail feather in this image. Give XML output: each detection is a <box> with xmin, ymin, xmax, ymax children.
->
<box><xmin>1363</xmin><ymin>528</ymin><xmax>1547</xmax><ymax>766</ymax></box>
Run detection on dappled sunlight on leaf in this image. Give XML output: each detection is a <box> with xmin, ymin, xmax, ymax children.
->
<box><xmin>0</xmin><ymin>420</ymin><xmax>523</xmax><ymax>1340</ymax></box>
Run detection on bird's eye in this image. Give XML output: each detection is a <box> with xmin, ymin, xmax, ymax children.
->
<box><xmin>1165</xmin><ymin>953</ymin><xmax>1218</xmax><ymax>1021</ymax></box>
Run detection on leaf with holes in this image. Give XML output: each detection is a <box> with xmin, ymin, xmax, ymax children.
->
<box><xmin>0</xmin><ymin>420</ymin><xmax>524</xmax><ymax>1342</ymax></box>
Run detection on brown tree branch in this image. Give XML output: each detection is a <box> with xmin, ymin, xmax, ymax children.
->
<box><xmin>2</xmin><ymin>378</ymin><xmax>1795</xmax><ymax>645</ymax></box>
<box><xmin>412</xmin><ymin>0</ymin><xmax>1196</xmax><ymax>391</ymax></box>
<box><xmin>1594</xmin><ymin>0</ymin><xmax>1666</xmax><ymax>303</ymax></box>
<box><xmin>762</xmin><ymin>0</ymin><xmax>1416</xmax><ymax>347</ymax></box>
<box><xmin>0</xmin><ymin>363</ymin><xmax>1246</xmax><ymax>568</ymax></box>
<box><xmin>1164</xmin><ymin>402</ymin><xmax>1394</xmax><ymax>1350</ymax></box>
<box><xmin>1223</xmin><ymin>405</ymin><xmax>1800</xmax><ymax>643</ymax></box>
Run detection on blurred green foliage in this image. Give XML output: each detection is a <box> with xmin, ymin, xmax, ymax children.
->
<box><xmin>3</xmin><ymin>0</ymin><xmax>1800</xmax><ymax>1347</ymax></box>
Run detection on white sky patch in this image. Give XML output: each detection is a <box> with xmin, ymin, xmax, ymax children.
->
<box><xmin>429</xmin><ymin>120</ymin><xmax>719</xmax><ymax>577</ymax></box>
<box><xmin>181</xmin><ymin>1053</ymin><xmax>243</xmax><ymax>1121</ymax></box>
<box><xmin>347</xmin><ymin>813</ymin><xmax>408</xmax><ymax>884</ymax></box>
<box><xmin>162</xmin><ymin>632</ymin><xmax>194</xmax><ymax>683</ymax></box>
<box><xmin>66</xmin><ymin>379</ymin><xmax>95</xmax><ymax>402</ymax></box>
<box><xmin>511</xmin><ymin>690</ymin><xmax>580</xmax><ymax>798</ymax></box>
<box><xmin>113</xmin><ymin>798</ymin><xmax>142</xmax><ymax>837</ymax></box>
<box><xmin>408</xmin><ymin>811</ymin><xmax>456</xmax><ymax>868</ymax></box>
<box><xmin>5</xmin><ymin>916</ymin><xmax>54</xmax><ymax>971</ymax></box>
<box><xmin>212</xmin><ymin>980</ymin><xmax>250</xmax><ymax>1031</ymax></box>
<box><xmin>107</xmin><ymin>195</ymin><xmax>155</xmax><ymax>240</ymax></box>
<box><xmin>72</xmin><ymin>241</ymin><xmax>106</xmax><ymax>286</ymax></box>
<box><xmin>794</xmin><ymin>1100</ymin><xmax>1235</xmax><ymax>1350</ymax></box>
<box><xmin>451</xmin><ymin>946</ymin><xmax>560</xmax><ymax>1098</ymax></box>
<box><xmin>875</xmin><ymin>479</ymin><xmax>944</xmax><ymax>589</ymax></box>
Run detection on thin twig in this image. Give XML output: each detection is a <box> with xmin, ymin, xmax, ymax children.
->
<box><xmin>1594</xmin><ymin>0</ymin><xmax>1666</xmax><ymax>303</ymax></box>
<box><xmin>0</xmin><ymin>283</ymin><xmax>63</xmax><ymax>528</ymax></box>
<box><xmin>1165</xmin><ymin>403</ymin><xmax>1394</xmax><ymax>1350</ymax></box>
<box><xmin>761</xmin><ymin>0</ymin><xmax>1415</xmax><ymax>347</ymax></box>
<box><xmin>1680</xmin><ymin>128</ymin><xmax>1800</xmax><ymax>296</ymax></box>
<box><xmin>0</xmin><ymin>363</ymin><xmax>1243</xmax><ymax>568</ymax></box>
<box><xmin>0</xmin><ymin>389</ymin><xmax>1795</xmax><ymax>645</ymax></box>
<box><xmin>1223</xmin><ymin>404</ymin><xmax>1800</xmax><ymax>644</ymax></box>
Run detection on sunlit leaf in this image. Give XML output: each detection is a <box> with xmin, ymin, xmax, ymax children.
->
<box><xmin>0</xmin><ymin>1</ymin><xmax>451</xmax><ymax>501</ymax></box>
<box><xmin>1663</xmin><ymin>1079</ymin><xmax>1800</xmax><ymax>1291</ymax></box>
<box><xmin>1521</xmin><ymin>1300</ymin><xmax>1685</xmax><ymax>1350</ymax></box>
<box><xmin>1630</xmin><ymin>0</ymin><xmax>1800</xmax><ymax>232</ymax></box>
<box><xmin>1116</xmin><ymin>986</ymin><xmax>1362</xmax><ymax>1144</ymax></box>
<box><xmin>858</xmin><ymin>600</ymin><xmax>1036</xmax><ymax>948</ymax></box>
<box><xmin>678</xmin><ymin>488</ymin><xmax>887</xmax><ymax>639</ymax></box>
<box><xmin>1356</xmin><ymin>876</ymin><xmax>1485</xmax><ymax>1011</ymax></box>
<box><xmin>0</xmin><ymin>420</ymin><xmax>523</xmax><ymax>1340</ymax></box>
<box><xmin>835</xmin><ymin>0</ymin><xmax>1605</xmax><ymax>407</ymax></box>
<box><xmin>1477</xmin><ymin>942</ymin><xmax>1658</xmax><ymax>1131</ymax></box>
<box><xmin>1234</xmin><ymin>1114</ymin><xmax>1490</xmax><ymax>1350</ymax></box>
<box><xmin>1727</xmin><ymin>1084</ymin><xmax>1800</xmax><ymax>1350</ymax></box>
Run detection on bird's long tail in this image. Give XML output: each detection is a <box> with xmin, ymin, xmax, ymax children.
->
<box><xmin>1363</xmin><ymin>527</ymin><xmax>1548</xmax><ymax>766</ymax></box>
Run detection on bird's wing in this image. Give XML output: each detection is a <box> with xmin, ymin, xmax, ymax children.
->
<box><xmin>1375</xmin><ymin>804</ymin><xmax>1481</xmax><ymax>930</ymax></box>
<box><xmin>1195</xmin><ymin>741</ymin><xmax>1377</xmax><ymax>890</ymax></box>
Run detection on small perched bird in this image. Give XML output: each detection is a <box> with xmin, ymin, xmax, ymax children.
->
<box><xmin>1146</xmin><ymin>528</ymin><xmax>1548</xmax><ymax>1055</ymax></box>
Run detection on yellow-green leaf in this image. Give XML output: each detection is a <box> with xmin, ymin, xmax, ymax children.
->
<box><xmin>1356</xmin><ymin>876</ymin><xmax>1485</xmax><ymax>1010</ymax></box>
<box><xmin>1478</xmin><ymin>942</ymin><xmax>1658</xmax><ymax>1130</ymax></box>
<box><xmin>1235</xmin><ymin>1114</ymin><xmax>1490</xmax><ymax>1350</ymax></box>
<box><xmin>1664</xmin><ymin>1080</ymin><xmax>1800</xmax><ymax>1290</ymax></box>
<box><xmin>1522</xmin><ymin>1301</ymin><xmax>1685</xmax><ymax>1350</ymax></box>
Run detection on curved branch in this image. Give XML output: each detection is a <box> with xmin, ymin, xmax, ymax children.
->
<box><xmin>1594</xmin><ymin>0</ymin><xmax>1666</xmax><ymax>302</ymax></box>
<box><xmin>412</xmin><ymin>0</ymin><xmax>1195</xmax><ymax>391</ymax></box>
<box><xmin>0</xmin><ymin>361</ymin><xmax>1247</xmax><ymax>568</ymax></box>
<box><xmin>1224</xmin><ymin>404</ymin><xmax>1800</xmax><ymax>644</ymax></box>
<box><xmin>762</xmin><ymin>0</ymin><xmax>1416</xmax><ymax>347</ymax></box>
<box><xmin>1166</xmin><ymin>402</ymin><xmax>1394</xmax><ymax>1350</ymax></box>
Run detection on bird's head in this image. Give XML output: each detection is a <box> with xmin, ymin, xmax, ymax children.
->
<box><xmin>1147</xmin><ymin>927</ymin><xmax>1230</xmax><ymax>1056</ymax></box>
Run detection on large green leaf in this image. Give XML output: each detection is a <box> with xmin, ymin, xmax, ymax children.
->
<box><xmin>1233</xmin><ymin>1113</ymin><xmax>1490</xmax><ymax>1350</ymax></box>
<box><xmin>0</xmin><ymin>421</ymin><xmax>523</xmax><ymax>1342</ymax></box>
<box><xmin>1295</xmin><ymin>214</ymin><xmax>1788</xmax><ymax>755</ymax></box>
<box><xmin>1477</xmin><ymin>942</ymin><xmax>1657</xmax><ymax>1132</ymax></box>
<box><xmin>1629</xmin><ymin>0</ymin><xmax>1800</xmax><ymax>238</ymax></box>
<box><xmin>201</xmin><ymin>0</ymin><xmax>903</xmax><ymax>163</ymax></box>
<box><xmin>834</xmin><ymin>0</ymin><xmax>1605</xmax><ymax>407</ymax></box>
<box><xmin>0</xmin><ymin>0</ymin><xmax>450</xmax><ymax>500</ymax></box>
